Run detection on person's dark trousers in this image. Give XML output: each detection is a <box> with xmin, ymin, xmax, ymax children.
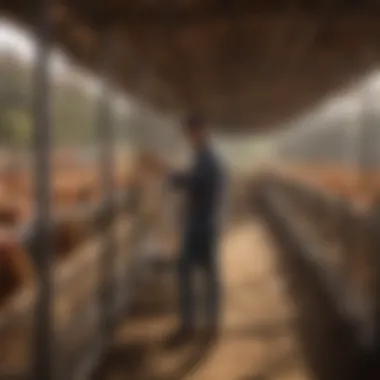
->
<box><xmin>178</xmin><ymin>246</ymin><xmax>220</xmax><ymax>332</ymax></box>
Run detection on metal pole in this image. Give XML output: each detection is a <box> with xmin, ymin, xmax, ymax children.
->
<box><xmin>361</xmin><ymin>92</ymin><xmax>380</xmax><ymax>354</ymax></box>
<box><xmin>96</xmin><ymin>31</ymin><xmax>117</xmax><ymax>347</ymax></box>
<box><xmin>341</xmin><ymin>104</ymin><xmax>360</xmax><ymax>269</ymax></box>
<box><xmin>358</xmin><ymin>90</ymin><xmax>379</xmax><ymax>197</ymax></box>
<box><xmin>31</xmin><ymin>1</ymin><xmax>53</xmax><ymax>380</ymax></box>
<box><xmin>356</xmin><ymin>89</ymin><xmax>380</xmax><ymax>353</ymax></box>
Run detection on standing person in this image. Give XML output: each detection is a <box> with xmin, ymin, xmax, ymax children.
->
<box><xmin>149</xmin><ymin>114</ymin><xmax>226</xmax><ymax>345</ymax></box>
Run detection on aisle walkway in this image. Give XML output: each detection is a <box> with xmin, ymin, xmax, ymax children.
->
<box><xmin>95</xmin><ymin>218</ymin><xmax>313</xmax><ymax>380</ymax></box>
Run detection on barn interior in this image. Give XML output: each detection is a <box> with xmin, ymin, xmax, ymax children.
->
<box><xmin>1</xmin><ymin>1</ymin><xmax>380</xmax><ymax>380</ymax></box>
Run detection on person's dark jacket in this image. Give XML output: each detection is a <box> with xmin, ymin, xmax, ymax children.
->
<box><xmin>169</xmin><ymin>145</ymin><xmax>225</xmax><ymax>257</ymax></box>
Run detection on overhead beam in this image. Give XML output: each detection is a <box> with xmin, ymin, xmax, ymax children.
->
<box><xmin>63</xmin><ymin>1</ymin><xmax>380</xmax><ymax>28</ymax></box>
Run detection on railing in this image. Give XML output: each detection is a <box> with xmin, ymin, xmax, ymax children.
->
<box><xmin>259</xmin><ymin>173</ymin><xmax>380</xmax><ymax>356</ymax></box>
<box><xmin>0</xmin><ymin>3</ymin><xmax>161</xmax><ymax>379</ymax></box>
<box><xmin>0</xmin><ymin>186</ymin><xmax>146</xmax><ymax>380</ymax></box>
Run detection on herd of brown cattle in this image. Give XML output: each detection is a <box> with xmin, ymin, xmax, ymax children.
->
<box><xmin>277</xmin><ymin>164</ymin><xmax>380</xmax><ymax>207</ymax></box>
<box><xmin>0</xmin><ymin>154</ymin><xmax>138</xmax><ymax>308</ymax></box>
<box><xmin>3</xmin><ymin>155</ymin><xmax>377</xmax><ymax>309</ymax></box>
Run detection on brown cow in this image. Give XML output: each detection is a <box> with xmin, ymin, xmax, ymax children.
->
<box><xmin>0</xmin><ymin>229</ymin><xmax>35</xmax><ymax>306</ymax></box>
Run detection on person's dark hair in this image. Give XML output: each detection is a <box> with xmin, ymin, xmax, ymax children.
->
<box><xmin>184</xmin><ymin>113</ymin><xmax>205</xmax><ymax>131</ymax></box>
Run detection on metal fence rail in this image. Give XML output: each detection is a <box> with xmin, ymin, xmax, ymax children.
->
<box><xmin>31</xmin><ymin>2</ymin><xmax>54</xmax><ymax>379</ymax></box>
<box><xmin>260</xmin><ymin>174</ymin><xmax>380</xmax><ymax>361</ymax></box>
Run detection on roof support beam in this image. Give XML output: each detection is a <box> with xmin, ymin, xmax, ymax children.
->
<box><xmin>64</xmin><ymin>0</ymin><xmax>380</xmax><ymax>28</ymax></box>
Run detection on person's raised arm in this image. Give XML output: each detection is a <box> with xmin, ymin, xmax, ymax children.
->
<box><xmin>169</xmin><ymin>156</ymin><xmax>210</xmax><ymax>192</ymax></box>
<box><xmin>136</xmin><ymin>150</ymin><xmax>210</xmax><ymax>193</ymax></box>
<box><xmin>169</xmin><ymin>171</ymin><xmax>191</xmax><ymax>189</ymax></box>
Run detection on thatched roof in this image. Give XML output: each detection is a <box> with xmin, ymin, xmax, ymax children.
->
<box><xmin>3</xmin><ymin>1</ymin><xmax>380</xmax><ymax>130</ymax></box>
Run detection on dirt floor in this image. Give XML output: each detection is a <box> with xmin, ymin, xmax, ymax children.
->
<box><xmin>95</xmin><ymin>218</ymin><xmax>314</xmax><ymax>380</ymax></box>
<box><xmin>0</xmin><ymin>214</ymin><xmax>369</xmax><ymax>380</ymax></box>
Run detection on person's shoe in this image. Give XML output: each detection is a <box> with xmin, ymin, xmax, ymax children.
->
<box><xmin>163</xmin><ymin>326</ymin><xmax>195</xmax><ymax>349</ymax></box>
<box><xmin>200</xmin><ymin>326</ymin><xmax>219</xmax><ymax>343</ymax></box>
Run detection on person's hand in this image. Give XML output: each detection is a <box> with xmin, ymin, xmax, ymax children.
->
<box><xmin>138</xmin><ymin>152</ymin><xmax>169</xmax><ymax>176</ymax></box>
